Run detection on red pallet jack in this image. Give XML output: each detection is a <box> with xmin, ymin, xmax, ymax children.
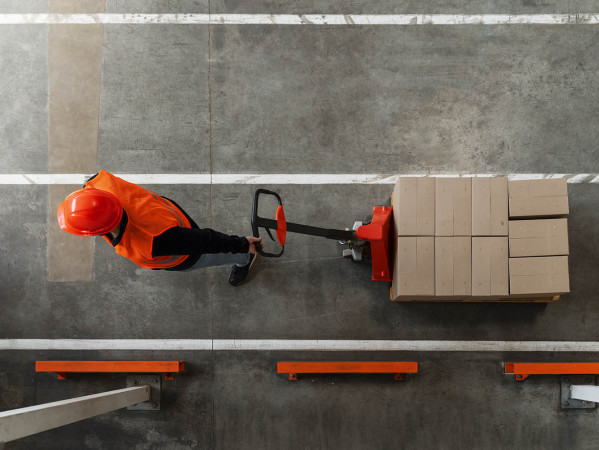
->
<box><xmin>251</xmin><ymin>189</ymin><xmax>393</xmax><ymax>282</ymax></box>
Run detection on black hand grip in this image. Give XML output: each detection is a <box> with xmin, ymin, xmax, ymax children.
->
<box><xmin>251</xmin><ymin>189</ymin><xmax>284</xmax><ymax>257</ymax></box>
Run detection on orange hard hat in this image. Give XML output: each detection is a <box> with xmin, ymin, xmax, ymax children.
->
<box><xmin>57</xmin><ymin>188</ymin><xmax>123</xmax><ymax>236</ymax></box>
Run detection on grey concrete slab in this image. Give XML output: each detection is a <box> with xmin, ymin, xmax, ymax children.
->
<box><xmin>1</xmin><ymin>183</ymin><xmax>597</xmax><ymax>341</ymax></box>
<box><xmin>0</xmin><ymin>1</ymin><xmax>47</xmax><ymax>13</ymax></box>
<box><xmin>98</xmin><ymin>24</ymin><xmax>210</xmax><ymax>173</ymax></box>
<box><xmin>0</xmin><ymin>350</ymin><xmax>213</xmax><ymax>450</ymax></box>
<box><xmin>572</xmin><ymin>0</ymin><xmax>599</xmax><ymax>14</ymax></box>
<box><xmin>212</xmin><ymin>351</ymin><xmax>599</xmax><ymax>450</ymax></box>
<box><xmin>0</xmin><ymin>25</ymin><xmax>48</xmax><ymax>172</ymax></box>
<box><xmin>4</xmin><ymin>350</ymin><xmax>599</xmax><ymax>449</ymax></box>
<box><xmin>211</xmin><ymin>0</ymin><xmax>570</xmax><ymax>14</ymax></box>
<box><xmin>0</xmin><ymin>187</ymin><xmax>50</xmax><ymax>338</ymax></box>
<box><xmin>0</xmin><ymin>0</ymin><xmax>577</xmax><ymax>14</ymax></box>
<box><xmin>50</xmin><ymin>0</ymin><xmax>105</xmax><ymax>14</ymax></box>
<box><xmin>106</xmin><ymin>0</ymin><xmax>209</xmax><ymax>13</ymax></box>
<box><xmin>42</xmin><ymin>266</ymin><xmax>213</xmax><ymax>339</ymax></box>
<box><xmin>211</xmin><ymin>25</ymin><xmax>599</xmax><ymax>174</ymax></box>
<box><xmin>211</xmin><ymin>184</ymin><xmax>599</xmax><ymax>342</ymax></box>
<box><xmin>0</xmin><ymin>185</ymin><xmax>215</xmax><ymax>339</ymax></box>
<box><xmin>210</xmin><ymin>183</ymin><xmax>388</xmax><ymax>338</ymax></box>
<box><xmin>61</xmin><ymin>184</ymin><xmax>213</xmax><ymax>339</ymax></box>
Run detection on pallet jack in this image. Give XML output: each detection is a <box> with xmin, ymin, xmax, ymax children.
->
<box><xmin>251</xmin><ymin>189</ymin><xmax>393</xmax><ymax>282</ymax></box>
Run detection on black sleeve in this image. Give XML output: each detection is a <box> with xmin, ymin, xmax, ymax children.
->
<box><xmin>152</xmin><ymin>227</ymin><xmax>250</xmax><ymax>257</ymax></box>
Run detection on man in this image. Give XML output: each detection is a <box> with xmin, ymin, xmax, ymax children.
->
<box><xmin>57</xmin><ymin>170</ymin><xmax>262</xmax><ymax>285</ymax></box>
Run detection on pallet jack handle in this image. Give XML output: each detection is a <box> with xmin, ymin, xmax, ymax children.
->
<box><xmin>251</xmin><ymin>189</ymin><xmax>286</xmax><ymax>257</ymax></box>
<box><xmin>251</xmin><ymin>189</ymin><xmax>356</xmax><ymax>258</ymax></box>
<box><xmin>251</xmin><ymin>189</ymin><xmax>392</xmax><ymax>281</ymax></box>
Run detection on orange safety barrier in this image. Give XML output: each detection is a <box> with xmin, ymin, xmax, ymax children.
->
<box><xmin>36</xmin><ymin>361</ymin><xmax>185</xmax><ymax>380</ymax></box>
<box><xmin>505</xmin><ymin>362</ymin><xmax>599</xmax><ymax>381</ymax></box>
<box><xmin>277</xmin><ymin>361</ymin><xmax>418</xmax><ymax>381</ymax></box>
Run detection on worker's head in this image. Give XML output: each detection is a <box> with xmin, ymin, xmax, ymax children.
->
<box><xmin>57</xmin><ymin>188</ymin><xmax>123</xmax><ymax>236</ymax></box>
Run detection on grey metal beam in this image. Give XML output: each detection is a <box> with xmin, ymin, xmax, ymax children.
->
<box><xmin>570</xmin><ymin>385</ymin><xmax>599</xmax><ymax>403</ymax></box>
<box><xmin>0</xmin><ymin>385</ymin><xmax>150</xmax><ymax>443</ymax></box>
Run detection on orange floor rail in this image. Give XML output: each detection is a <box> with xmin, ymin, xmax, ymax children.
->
<box><xmin>36</xmin><ymin>361</ymin><xmax>185</xmax><ymax>380</ymax></box>
<box><xmin>277</xmin><ymin>361</ymin><xmax>418</xmax><ymax>380</ymax></box>
<box><xmin>505</xmin><ymin>362</ymin><xmax>599</xmax><ymax>381</ymax></box>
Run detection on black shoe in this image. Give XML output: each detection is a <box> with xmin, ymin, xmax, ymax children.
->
<box><xmin>229</xmin><ymin>254</ymin><xmax>256</xmax><ymax>286</ymax></box>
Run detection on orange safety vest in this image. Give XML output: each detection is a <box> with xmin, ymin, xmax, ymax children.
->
<box><xmin>86</xmin><ymin>170</ymin><xmax>191</xmax><ymax>269</ymax></box>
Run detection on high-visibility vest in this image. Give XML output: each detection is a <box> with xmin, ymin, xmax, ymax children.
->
<box><xmin>86</xmin><ymin>170</ymin><xmax>191</xmax><ymax>269</ymax></box>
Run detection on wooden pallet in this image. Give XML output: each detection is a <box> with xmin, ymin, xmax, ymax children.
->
<box><xmin>389</xmin><ymin>287</ymin><xmax>559</xmax><ymax>303</ymax></box>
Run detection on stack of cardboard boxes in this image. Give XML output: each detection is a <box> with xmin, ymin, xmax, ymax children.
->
<box><xmin>507</xmin><ymin>179</ymin><xmax>570</xmax><ymax>298</ymax></box>
<box><xmin>391</xmin><ymin>177</ymin><xmax>570</xmax><ymax>301</ymax></box>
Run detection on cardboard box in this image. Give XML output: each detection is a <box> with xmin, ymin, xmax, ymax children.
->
<box><xmin>393</xmin><ymin>177</ymin><xmax>435</xmax><ymax>236</ymax></box>
<box><xmin>472</xmin><ymin>177</ymin><xmax>508</xmax><ymax>236</ymax></box>
<box><xmin>509</xmin><ymin>218</ymin><xmax>569</xmax><ymax>257</ymax></box>
<box><xmin>435</xmin><ymin>237</ymin><xmax>472</xmax><ymax>296</ymax></box>
<box><xmin>391</xmin><ymin>237</ymin><xmax>435</xmax><ymax>300</ymax></box>
<box><xmin>435</xmin><ymin>178</ymin><xmax>472</xmax><ymax>236</ymax></box>
<box><xmin>509</xmin><ymin>256</ymin><xmax>570</xmax><ymax>295</ymax></box>
<box><xmin>471</xmin><ymin>237</ymin><xmax>509</xmax><ymax>297</ymax></box>
<box><xmin>508</xmin><ymin>179</ymin><xmax>569</xmax><ymax>218</ymax></box>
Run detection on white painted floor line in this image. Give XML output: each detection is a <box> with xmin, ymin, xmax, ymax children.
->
<box><xmin>2</xmin><ymin>339</ymin><xmax>599</xmax><ymax>352</ymax></box>
<box><xmin>0</xmin><ymin>13</ymin><xmax>598</xmax><ymax>25</ymax></box>
<box><xmin>0</xmin><ymin>173</ymin><xmax>598</xmax><ymax>185</ymax></box>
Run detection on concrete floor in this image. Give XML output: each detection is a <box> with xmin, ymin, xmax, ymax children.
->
<box><xmin>2</xmin><ymin>0</ymin><xmax>599</xmax><ymax>449</ymax></box>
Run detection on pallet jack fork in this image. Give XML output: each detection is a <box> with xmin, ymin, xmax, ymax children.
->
<box><xmin>251</xmin><ymin>189</ymin><xmax>393</xmax><ymax>282</ymax></box>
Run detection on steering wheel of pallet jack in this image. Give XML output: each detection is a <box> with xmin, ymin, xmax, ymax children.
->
<box><xmin>251</xmin><ymin>189</ymin><xmax>287</xmax><ymax>257</ymax></box>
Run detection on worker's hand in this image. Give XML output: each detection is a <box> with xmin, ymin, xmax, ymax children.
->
<box><xmin>246</xmin><ymin>236</ymin><xmax>263</xmax><ymax>255</ymax></box>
